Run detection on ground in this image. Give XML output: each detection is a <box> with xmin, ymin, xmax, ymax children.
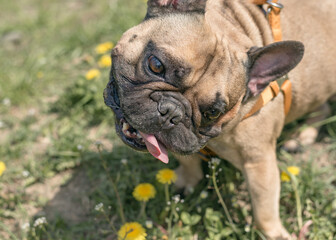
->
<box><xmin>0</xmin><ymin>0</ymin><xmax>335</xmax><ymax>239</ymax></box>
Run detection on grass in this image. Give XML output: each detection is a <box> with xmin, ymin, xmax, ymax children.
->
<box><xmin>0</xmin><ymin>0</ymin><xmax>335</xmax><ymax>239</ymax></box>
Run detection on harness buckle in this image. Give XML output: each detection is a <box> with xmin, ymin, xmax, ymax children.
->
<box><xmin>266</xmin><ymin>0</ymin><xmax>284</xmax><ymax>15</ymax></box>
<box><xmin>266</xmin><ymin>0</ymin><xmax>284</xmax><ymax>9</ymax></box>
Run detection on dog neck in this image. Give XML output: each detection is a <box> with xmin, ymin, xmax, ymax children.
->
<box><xmin>205</xmin><ymin>0</ymin><xmax>273</xmax><ymax>49</ymax></box>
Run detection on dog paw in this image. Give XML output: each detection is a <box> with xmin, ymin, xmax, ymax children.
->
<box><xmin>258</xmin><ymin>221</ymin><xmax>292</xmax><ymax>240</ymax></box>
<box><xmin>264</xmin><ymin>227</ymin><xmax>292</xmax><ymax>240</ymax></box>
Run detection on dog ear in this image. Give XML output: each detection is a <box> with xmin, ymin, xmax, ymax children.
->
<box><xmin>146</xmin><ymin>0</ymin><xmax>207</xmax><ymax>18</ymax></box>
<box><xmin>246</xmin><ymin>41</ymin><xmax>304</xmax><ymax>97</ymax></box>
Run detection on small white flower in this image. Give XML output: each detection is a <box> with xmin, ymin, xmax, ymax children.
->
<box><xmin>22</xmin><ymin>170</ymin><xmax>30</xmax><ymax>177</ymax></box>
<box><xmin>172</xmin><ymin>194</ymin><xmax>180</xmax><ymax>203</ymax></box>
<box><xmin>33</xmin><ymin>217</ymin><xmax>47</xmax><ymax>227</ymax></box>
<box><xmin>145</xmin><ymin>220</ymin><xmax>153</xmax><ymax>229</ymax></box>
<box><xmin>196</xmin><ymin>206</ymin><xmax>202</xmax><ymax>213</ymax></box>
<box><xmin>175</xmin><ymin>207</ymin><xmax>180</xmax><ymax>212</ymax></box>
<box><xmin>121</xmin><ymin>158</ymin><xmax>128</xmax><ymax>165</ymax></box>
<box><xmin>200</xmin><ymin>190</ymin><xmax>208</xmax><ymax>199</ymax></box>
<box><xmin>21</xmin><ymin>222</ymin><xmax>30</xmax><ymax>231</ymax></box>
<box><xmin>167</xmin><ymin>201</ymin><xmax>171</xmax><ymax>205</ymax></box>
<box><xmin>180</xmin><ymin>199</ymin><xmax>185</xmax><ymax>203</ymax></box>
<box><xmin>2</xmin><ymin>98</ymin><xmax>11</xmax><ymax>106</ymax></box>
<box><xmin>0</xmin><ymin>121</ymin><xmax>4</xmax><ymax>129</ymax></box>
<box><xmin>77</xmin><ymin>144</ymin><xmax>83</xmax><ymax>151</ymax></box>
<box><xmin>211</xmin><ymin>158</ymin><xmax>221</xmax><ymax>166</ymax></box>
<box><xmin>205</xmin><ymin>174</ymin><xmax>210</xmax><ymax>178</ymax></box>
<box><xmin>94</xmin><ymin>202</ymin><xmax>104</xmax><ymax>211</ymax></box>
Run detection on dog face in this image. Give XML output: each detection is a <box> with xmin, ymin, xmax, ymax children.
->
<box><xmin>104</xmin><ymin>0</ymin><xmax>304</xmax><ymax>162</ymax></box>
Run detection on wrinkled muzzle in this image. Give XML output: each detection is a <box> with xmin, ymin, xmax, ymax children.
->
<box><xmin>104</xmin><ymin>73</ymin><xmax>205</xmax><ymax>163</ymax></box>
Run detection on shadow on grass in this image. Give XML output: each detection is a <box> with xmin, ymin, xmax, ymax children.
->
<box><xmin>28</xmin><ymin>144</ymin><xmax>178</xmax><ymax>239</ymax></box>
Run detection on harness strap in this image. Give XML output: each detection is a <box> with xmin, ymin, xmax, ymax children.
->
<box><xmin>243</xmin><ymin>81</ymin><xmax>279</xmax><ymax>119</ymax></box>
<box><xmin>198</xmin><ymin>147</ymin><xmax>218</xmax><ymax>162</ymax></box>
<box><xmin>243</xmin><ymin>76</ymin><xmax>292</xmax><ymax>119</ymax></box>
<box><xmin>250</xmin><ymin>0</ymin><xmax>283</xmax><ymax>41</ymax></box>
<box><xmin>244</xmin><ymin>0</ymin><xmax>292</xmax><ymax>119</ymax></box>
<box><xmin>281</xmin><ymin>79</ymin><xmax>292</xmax><ymax>115</ymax></box>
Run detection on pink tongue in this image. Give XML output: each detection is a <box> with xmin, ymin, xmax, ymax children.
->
<box><xmin>139</xmin><ymin>131</ymin><xmax>169</xmax><ymax>164</ymax></box>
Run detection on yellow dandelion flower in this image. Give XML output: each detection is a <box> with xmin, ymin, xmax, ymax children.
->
<box><xmin>156</xmin><ymin>168</ymin><xmax>177</xmax><ymax>185</ymax></box>
<box><xmin>95</xmin><ymin>42</ymin><xmax>114</xmax><ymax>54</ymax></box>
<box><xmin>0</xmin><ymin>161</ymin><xmax>6</xmax><ymax>176</ymax></box>
<box><xmin>118</xmin><ymin>222</ymin><xmax>147</xmax><ymax>240</ymax></box>
<box><xmin>287</xmin><ymin>166</ymin><xmax>300</xmax><ymax>175</ymax></box>
<box><xmin>281</xmin><ymin>172</ymin><xmax>290</xmax><ymax>182</ymax></box>
<box><xmin>98</xmin><ymin>55</ymin><xmax>112</xmax><ymax>68</ymax></box>
<box><xmin>133</xmin><ymin>183</ymin><xmax>156</xmax><ymax>202</ymax></box>
<box><xmin>281</xmin><ymin>166</ymin><xmax>300</xmax><ymax>182</ymax></box>
<box><xmin>85</xmin><ymin>68</ymin><xmax>101</xmax><ymax>80</ymax></box>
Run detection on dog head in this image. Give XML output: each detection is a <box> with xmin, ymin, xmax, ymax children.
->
<box><xmin>104</xmin><ymin>0</ymin><xmax>304</xmax><ymax>163</ymax></box>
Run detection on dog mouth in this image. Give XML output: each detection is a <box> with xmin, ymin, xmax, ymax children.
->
<box><xmin>118</xmin><ymin>118</ymin><xmax>169</xmax><ymax>164</ymax></box>
<box><xmin>104</xmin><ymin>77</ymin><xmax>169</xmax><ymax>163</ymax></box>
<box><xmin>118</xmin><ymin>118</ymin><xmax>146</xmax><ymax>149</ymax></box>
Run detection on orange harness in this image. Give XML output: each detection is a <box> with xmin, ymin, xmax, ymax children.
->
<box><xmin>199</xmin><ymin>0</ymin><xmax>291</xmax><ymax>161</ymax></box>
<box><xmin>244</xmin><ymin>0</ymin><xmax>292</xmax><ymax>119</ymax></box>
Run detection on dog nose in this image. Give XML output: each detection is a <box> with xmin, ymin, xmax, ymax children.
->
<box><xmin>151</xmin><ymin>92</ymin><xmax>187</xmax><ymax>130</ymax></box>
<box><xmin>158</xmin><ymin>101</ymin><xmax>184</xmax><ymax>129</ymax></box>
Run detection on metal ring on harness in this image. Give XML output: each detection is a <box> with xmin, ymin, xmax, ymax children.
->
<box><xmin>266</xmin><ymin>0</ymin><xmax>284</xmax><ymax>9</ymax></box>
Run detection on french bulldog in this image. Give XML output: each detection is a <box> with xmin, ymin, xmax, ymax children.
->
<box><xmin>104</xmin><ymin>0</ymin><xmax>336</xmax><ymax>238</ymax></box>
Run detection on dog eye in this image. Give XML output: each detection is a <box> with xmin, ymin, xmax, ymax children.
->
<box><xmin>203</xmin><ymin>108</ymin><xmax>221</xmax><ymax>120</ymax></box>
<box><xmin>148</xmin><ymin>55</ymin><xmax>164</xmax><ymax>75</ymax></box>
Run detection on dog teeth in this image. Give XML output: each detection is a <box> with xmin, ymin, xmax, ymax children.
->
<box><xmin>122</xmin><ymin>122</ymin><xmax>130</xmax><ymax>132</ymax></box>
<box><xmin>121</xmin><ymin>120</ymin><xmax>142</xmax><ymax>142</ymax></box>
<box><xmin>136</xmin><ymin>132</ymin><xmax>142</xmax><ymax>139</ymax></box>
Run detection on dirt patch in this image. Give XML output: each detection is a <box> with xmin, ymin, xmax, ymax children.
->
<box><xmin>43</xmin><ymin>169</ymin><xmax>92</xmax><ymax>223</ymax></box>
<box><xmin>26</xmin><ymin>169</ymin><xmax>92</xmax><ymax>224</ymax></box>
<box><xmin>1</xmin><ymin>168</ymin><xmax>92</xmax><ymax>236</ymax></box>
